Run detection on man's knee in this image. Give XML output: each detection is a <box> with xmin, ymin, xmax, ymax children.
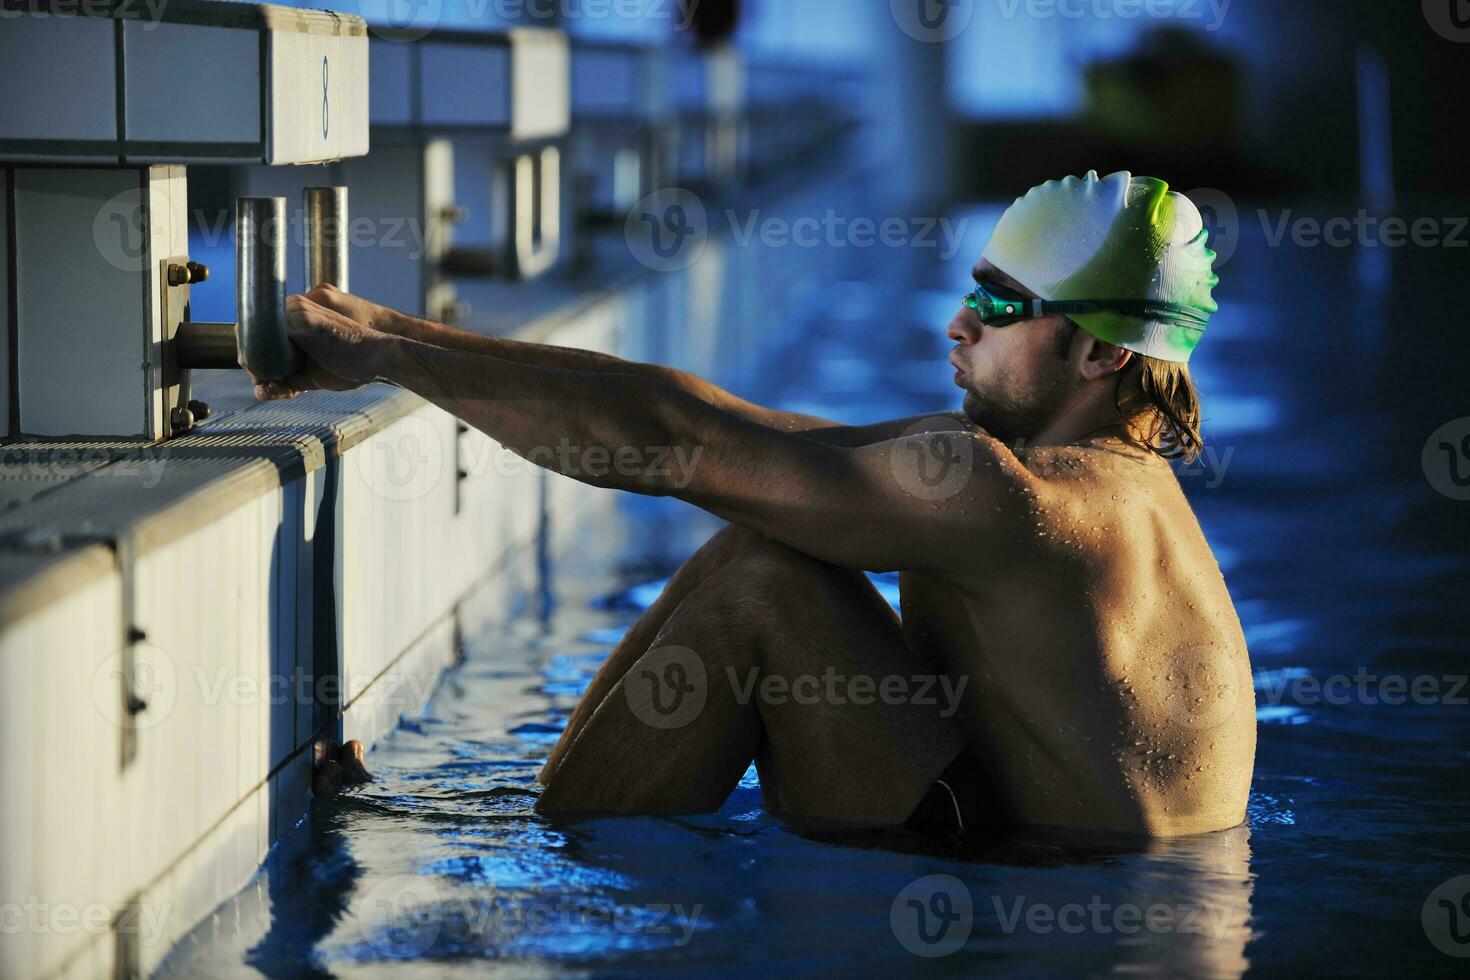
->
<box><xmin>718</xmin><ymin>535</ymin><xmax>865</xmax><ymax>611</ymax></box>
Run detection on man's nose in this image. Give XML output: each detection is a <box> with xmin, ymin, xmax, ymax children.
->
<box><xmin>947</xmin><ymin>309</ymin><xmax>980</xmax><ymax>345</ymax></box>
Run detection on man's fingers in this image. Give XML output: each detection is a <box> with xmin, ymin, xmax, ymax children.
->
<box><xmin>253</xmin><ymin>381</ymin><xmax>299</xmax><ymax>401</ymax></box>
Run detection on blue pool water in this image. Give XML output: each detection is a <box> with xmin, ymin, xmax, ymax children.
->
<box><xmin>161</xmin><ymin>205</ymin><xmax>1470</xmax><ymax>977</ymax></box>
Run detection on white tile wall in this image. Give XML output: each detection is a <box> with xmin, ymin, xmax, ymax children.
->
<box><xmin>123</xmin><ymin>22</ymin><xmax>260</xmax><ymax>145</ymax></box>
<box><xmin>14</xmin><ymin>169</ymin><xmax>150</xmax><ymax>437</ymax></box>
<box><xmin>0</xmin><ymin>18</ymin><xmax>117</xmax><ymax>143</ymax></box>
<box><xmin>0</xmin><ymin>571</ymin><xmax>122</xmax><ymax>980</ymax></box>
<box><xmin>1</xmin><ymin>180</ymin><xmax>8</xmax><ymax>436</ymax></box>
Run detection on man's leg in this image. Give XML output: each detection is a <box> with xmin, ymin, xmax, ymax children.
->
<box><xmin>540</xmin><ymin>523</ymin><xmax>773</xmax><ymax>784</ymax></box>
<box><xmin>536</xmin><ymin>537</ymin><xmax>968</xmax><ymax>826</ymax></box>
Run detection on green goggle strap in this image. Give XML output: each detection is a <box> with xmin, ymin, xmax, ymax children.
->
<box><xmin>964</xmin><ymin>289</ymin><xmax>1211</xmax><ymax>330</ymax></box>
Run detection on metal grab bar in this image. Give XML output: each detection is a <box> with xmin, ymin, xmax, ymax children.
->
<box><xmin>235</xmin><ymin>196</ymin><xmax>298</xmax><ymax>381</ymax></box>
<box><xmin>176</xmin><ymin>187</ymin><xmax>350</xmax><ymax>381</ymax></box>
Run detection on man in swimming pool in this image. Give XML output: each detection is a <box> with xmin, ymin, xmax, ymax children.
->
<box><xmin>263</xmin><ymin>171</ymin><xmax>1255</xmax><ymax>839</ymax></box>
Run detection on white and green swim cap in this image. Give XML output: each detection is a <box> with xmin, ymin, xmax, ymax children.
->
<box><xmin>982</xmin><ymin>170</ymin><xmax>1220</xmax><ymax>363</ymax></box>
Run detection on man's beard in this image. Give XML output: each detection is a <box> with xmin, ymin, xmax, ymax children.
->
<box><xmin>961</xmin><ymin>379</ymin><xmax>1065</xmax><ymax>445</ymax></box>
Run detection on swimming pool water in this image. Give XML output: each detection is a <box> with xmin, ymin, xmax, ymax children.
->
<box><xmin>160</xmin><ymin>205</ymin><xmax>1470</xmax><ymax>977</ymax></box>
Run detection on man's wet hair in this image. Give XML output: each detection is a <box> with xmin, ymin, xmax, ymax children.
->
<box><xmin>1054</xmin><ymin>319</ymin><xmax>1204</xmax><ymax>463</ymax></box>
<box><xmin>1124</xmin><ymin>356</ymin><xmax>1204</xmax><ymax>462</ymax></box>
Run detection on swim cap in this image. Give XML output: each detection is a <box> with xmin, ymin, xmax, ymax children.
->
<box><xmin>981</xmin><ymin>170</ymin><xmax>1219</xmax><ymax>363</ymax></box>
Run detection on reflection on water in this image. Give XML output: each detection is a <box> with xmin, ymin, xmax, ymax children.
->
<box><xmin>162</xmin><ymin>204</ymin><xmax>1469</xmax><ymax>976</ymax></box>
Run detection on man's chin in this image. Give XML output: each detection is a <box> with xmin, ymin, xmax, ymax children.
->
<box><xmin>962</xmin><ymin>391</ymin><xmax>1039</xmax><ymax>445</ymax></box>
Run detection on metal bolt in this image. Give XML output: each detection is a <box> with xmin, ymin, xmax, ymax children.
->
<box><xmin>167</xmin><ymin>262</ymin><xmax>210</xmax><ymax>287</ymax></box>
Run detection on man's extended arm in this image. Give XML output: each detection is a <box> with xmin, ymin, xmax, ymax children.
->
<box><xmin>309</xmin><ymin>285</ymin><xmax>956</xmax><ymax>448</ymax></box>
<box><xmin>352</xmin><ymin>326</ymin><xmax>1028</xmax><ymax>573</ymax></box>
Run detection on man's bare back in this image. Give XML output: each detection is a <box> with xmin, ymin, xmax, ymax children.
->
<box><xmin>901</xmin><ymin>438</ymin><xmax>1254</xmax><ymax>837</ymax></box>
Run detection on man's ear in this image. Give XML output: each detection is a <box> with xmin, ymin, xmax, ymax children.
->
<box><xmin>1077</xmin><ymin>333</ymin><xmax>1133</xmax><ymax>381</ymax></box>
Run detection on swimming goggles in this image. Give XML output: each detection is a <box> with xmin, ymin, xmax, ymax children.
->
<box><xmin>963</xmin><ymin>283</ymin><xmax>1211</xmax><ymax>330</ymax></box>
